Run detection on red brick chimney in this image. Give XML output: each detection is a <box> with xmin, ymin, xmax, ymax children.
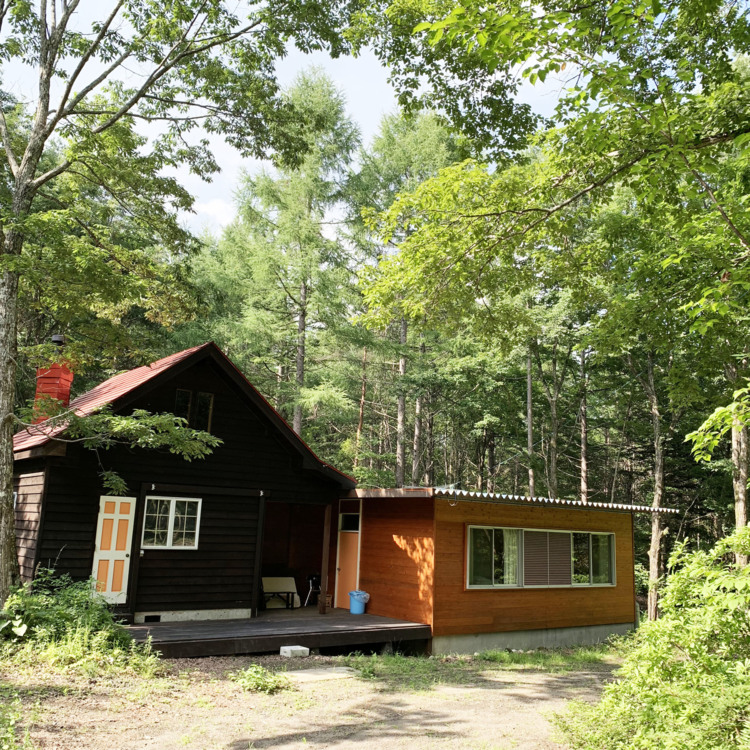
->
<box><xmin>33</xmin><ymin>335</ymin><xmax>73</xmax><ymax>424</ymax></box>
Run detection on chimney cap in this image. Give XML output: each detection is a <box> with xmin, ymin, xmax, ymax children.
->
<box><xmin>51</xmin><ymin>334</ymin><xmax>66</xmax><ymax>347</ymax></box>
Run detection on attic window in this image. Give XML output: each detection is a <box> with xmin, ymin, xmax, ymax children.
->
<box><xmin>193</xmin><ymin>392</ymin><xmax>214</xmax><ymax>432</ymax></box>
<box><xmin>175</xmin><ymin>389</ymin><xmax>192</xmax><ymax>423</ymax></box>
<box><xmin>174</xmin><ymin>389</ymin><xmax>214</xmax><ymax>432</ymax></box>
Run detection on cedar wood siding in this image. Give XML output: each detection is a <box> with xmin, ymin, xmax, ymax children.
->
<box><xmin>13</xmin><ymin>465</ymin><xmax>47</xmax><ymax>582</ymax></box>
<box><xmin>357</xmin><ymin>498</ymin><xmax>435</xmax><ymax>626</ymax></box>
<box><xmin>432</xmin><ymin>499</ymin><xmax>635</xmax><ymax>637</ymax></box>
<box><xmin>35</xmin><ymin>357</ymin><xmax>342</xmax><ymax>613</ymax></box>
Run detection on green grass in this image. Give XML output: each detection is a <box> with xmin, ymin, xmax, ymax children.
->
<box><xmin>476</xmin><ymin>644</ymin><xmax>612</xmax><ymax>671</ymax></box>
<box><xmin>341</xmin><ymin>645</ymin><xmax>615</xmax><ymax>692</ymax></box>
<box><xmin>0</xmin><ymin>688</ymin><xmax>33</xmax><ymax>750</ymax></box>
<box><xmin>229</xmin><ymin>664</ymin><xmax>294</xmax><ymax>694</ymax></box>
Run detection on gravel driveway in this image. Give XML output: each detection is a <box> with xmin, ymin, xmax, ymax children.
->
<box><xmin>7</xmin><ymin>654</ymin><xmax>616</xmax><ymax>749</ymax></box>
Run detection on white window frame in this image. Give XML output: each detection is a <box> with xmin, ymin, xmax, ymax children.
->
<box><xmin>466</xmin><ymin>525</ymin><xmax>616</xmax><ymax>590</ymax></box>
<box><xmin>141</xmin><ymin>495</ymin><xmax>202</xmax><ymax>550</ymax></box>
<box><xmin>571</xmin><ymin>532</ymin><xmax>616</xmax><ymax>587</ymax></box>
<box><xmin>465</xmin><ymin>525</ymin><xmax>523</xmax><ymax>589</ymax></box>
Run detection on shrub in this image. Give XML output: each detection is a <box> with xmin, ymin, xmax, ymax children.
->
<box><xmin>230</xmin><ymin>664</ymin><xmax>292</xmax><ymax>694</ymax></box>
<box><xmin>0</xmin><ymin>569</ymin><xmax>158</xmax><ymax>677</ymax></box>
<box><xmin>557</xmin><ymin>528</ymin><xmax>750</xmax><ymax>750</ymax></box>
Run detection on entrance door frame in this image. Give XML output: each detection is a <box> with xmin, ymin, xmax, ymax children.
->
<box><xmin>334</xmin><ymin>498</ymin><xmax>362</xmax><ymax>608</ymax></box>
<box><xmin>92</xmin><ymin>495</ymin><xmax>137</xmax><ymax>605</ymax></box>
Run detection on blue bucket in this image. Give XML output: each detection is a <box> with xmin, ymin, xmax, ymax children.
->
<box><xmin>348</xmin><ymin>590</ymin><xmax>369</xmax><ymax>615</ymax></box>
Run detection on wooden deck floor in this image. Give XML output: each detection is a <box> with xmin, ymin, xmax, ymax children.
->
<box><xmin>126</xmin><ymin>608</ymin><xmax>432</xmax><ymax>658</ymax></box>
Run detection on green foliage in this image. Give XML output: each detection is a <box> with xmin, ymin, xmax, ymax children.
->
<box><xmin>557</xmin><ymin>528</ymin><xmax>750</xmax><ymax>749</ymax></box>
<box><xmin>0</xmin><ymin>694</ymin><xmax>32</xmax><ymax>750</ymax></box>
<box><xmin>633</xmin><ymin>562</ymin><xmax>650</xmax><ymax>597</ymax></box>
<box><xmin>15</xmin><ymin>404</ymin><xmax>222</xmax><ymax>495</ymax></box>
<box><xmin>687</xmin><ymin>387</ymin><xmax>750</xmax><ymax>462</ymax></box>
<box><xmin>0</xmin><ymin>570</ymin><xmax>158</xmax><ymax>677</ymax></box>
<box><xmin>229</xmin><ymin>664</ymin><xmax>293</xmax><ymax>694</ymax></box>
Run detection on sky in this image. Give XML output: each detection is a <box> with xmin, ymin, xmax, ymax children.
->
<box><xmin>184</xmin><ymin>47</ymin><xmax>400</xmax><ymax>236</ymax></box>
<box><xmin>1</xmin><ymin>7</ymin><xmax>562</xmax><ymax>238</ymax></box>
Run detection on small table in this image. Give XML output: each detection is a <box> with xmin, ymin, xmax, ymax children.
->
<box><xmin>262</xmin><ymin>576</ymin><xmax>298</xmax><ymax>609</ymax></box>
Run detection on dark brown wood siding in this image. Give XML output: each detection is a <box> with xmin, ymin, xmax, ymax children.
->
<box><xmin>13</xmin><ymin>470</ymin><xmax>46</xmax><ymax>582</ymax></box>
<box><xmin>36</xmin><ymin>358</ymin><xmax>342</xmax><ymax>613</ymax></box>
<box><xmin>358</xmin><ymin>498</ymin><xmax>435</xmax><ymax>626</ymax></box>
<box><xmin>433</xmin><ymin>499</ymin><xmax>635</xmax><ymax>637</ymax></box>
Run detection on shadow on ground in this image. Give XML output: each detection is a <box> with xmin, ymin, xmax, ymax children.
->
<box><xmin>226</xmin><ymin>698</ymin><xmax>461</xmax><ymax>749</ymax></box>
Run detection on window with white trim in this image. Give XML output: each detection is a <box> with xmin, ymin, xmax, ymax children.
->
<box><xmin>467</xmin><ymin>527</ymin><xmax>521</xmax><ymax>587</ymax></box>
<box><xmin>467</xmin><ymin>526</ymin><xmax>615</xmax><ymax>589</ymax></box>
<box><xmin>142</xmin><ymin>496</ymin><xmax>202</xmax><ymax>550</ymax></box>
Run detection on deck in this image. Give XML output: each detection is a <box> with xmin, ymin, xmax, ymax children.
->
<box><xmin>126</xmin><ymin>608</ymin><xmax>432</xmax><ymax>658</ymax></box>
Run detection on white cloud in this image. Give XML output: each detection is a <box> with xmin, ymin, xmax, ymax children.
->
<box><xmin>192</xmin><ymin>198</ymin><xmax>236</xmax><ymax>231</ymax></box>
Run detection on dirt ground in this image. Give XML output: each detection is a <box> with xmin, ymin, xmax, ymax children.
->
<box><xmin>4</xmin><ymin>654</ymin><xmax>616</xmax><ymax>750</ymax></box>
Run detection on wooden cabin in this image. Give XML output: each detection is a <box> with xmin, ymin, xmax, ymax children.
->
<box><xmin>338</xmin><ymin>488</ymin><xmax>672</xmax><ymax>653</ymax></box>
<box><xmin>13</xmin><ymin>342</ymin><xmax>356</xmax><ymax>624</ymax></box>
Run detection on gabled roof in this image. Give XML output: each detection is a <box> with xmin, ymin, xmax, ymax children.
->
<box><xmin>14</xmin><ymin>342</ymin><xmax>355</xmax><ymax>488</ymax></box>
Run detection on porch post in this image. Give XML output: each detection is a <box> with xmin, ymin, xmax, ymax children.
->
<box><xmin>319</xmin><ymin>502</ymin><xmax>332</xmax><ymax>614</ymax></box>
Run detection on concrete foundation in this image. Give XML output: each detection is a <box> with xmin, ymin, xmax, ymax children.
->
<box><xmin>431</xmin><ymin>621</ymin><xmax>635</xmax><ymax>655</ymax></box>
<box><xmin>133</xmin><ymin>607</ymin><xmax>253</xmax><ymax>624</ymax></box>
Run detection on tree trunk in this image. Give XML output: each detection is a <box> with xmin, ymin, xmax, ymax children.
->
<box><xmin>411</xmin><ymin>339</ymin><xmax>425</xmax><ymax>486</ymax></box>
<box><xmin>732</xmin><ymin>421</ymin><xmax>749</xmax><ymax>566</ymax></box>
<box><xmin>0</xmin><ymin>239</ymin><xmax>22</xmax><ymax>604</ymax></box>
<box><xmin>292</xmin><ymin>281</ymin><xmax>306</xmax><ymax>435</ymax></box>
<box><xmin>580</xmin><ymin>350</ymin><xmax>588</xmax><ymax>504</ymax></box>
<box><xmin>527</xmin><ymin>345</ymin><xmax>536</xmax><ymax>497</ymax></box>
<box><xmin>395</xmin><ymin>317</ymin><xmax>407</xmax><ymax>487</ymax></box>
<box><xmin>645</xmin><ymin>352</ymin><xmax>665</xmax><ymax>621</ymax></box>
<box><xmin>353</xmin><ymin>347</ymin><xmax>367</xmax><ymax>470</ymax></box>
<box><xmin>423</xmin><ymin>393</ymin><xmax>435</xmax><ymax>487</ymax></box>
<box><xmin>487</xmin><ymin>435</ymin><xmax>496</xmax><ymax>493</ymax></box>
<box><xmin>548</xmin><ymin>399</ymin><xmax>558</xmax><ymax>499</ymax></box>
<box><xmin>411</xmin><ymin>392</ymin><xmax>422</xmax><ymax>485</ymax></box>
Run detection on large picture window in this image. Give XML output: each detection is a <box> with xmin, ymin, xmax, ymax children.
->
<box><xmin>142</xmin><ymin>496</ymin><xmax>202</xmax><ymax>550</ymax></box>
<box><xmin>467</xmin><ymin>526</ymin><xmax>615</xmax><ymax>589</ymax></box>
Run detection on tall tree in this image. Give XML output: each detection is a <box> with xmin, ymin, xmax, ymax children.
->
<box><xmin>0</xmin><ymin>0</ymin><xmax>363</xmax><ymax>605</ymax></box>
<box><xmin>185</xmin><ymin>69</ymin><xmax>359</xmax><ymax>435</ymax></box>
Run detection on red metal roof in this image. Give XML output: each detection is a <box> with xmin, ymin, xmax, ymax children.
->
<box><xmin>13</xmin><ymin>343</ymin><xmax>209</xmax><ymax>452</ymax></box>
<box><xmin>13</xmin><ymin>342</ymin><xmax>355</xmax><ymax>486</ymax></box>
<box><xmin>13</xmin><ymin>343</ymin><xmax>356</xmax><ymax>487</ymax></box>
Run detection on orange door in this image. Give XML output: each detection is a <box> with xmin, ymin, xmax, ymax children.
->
<box><xmin>92</xmin><ymin>496</ymin><xmax>136</xmax><ymax>604</ymax></box>
<box><xmin>335</xmin><ymin>511</ymin><xmax>360</xmax><ymax>608</ymax></box>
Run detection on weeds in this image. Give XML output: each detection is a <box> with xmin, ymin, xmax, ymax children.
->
<box><xmin>230</xmin><ymin>665</ymin><xmax>293</xmax><ymax>695</ymax></box>
<box><xmin>0</xmin><ymin>569</ymin><xmax>159</xmax><ymax>678</ymax></box>
<box><xmin>343</xmin><ymin>645</ymin><xmax>615</xmax><ymax>691</ymax></box>
<box><xmin>0</xmin><ymin>691</ymin><xmax>32</xmax><ymax>750</ymax></box>
<box><xmin>477</xmin><ymin>644</ymin><xmax>612</xmax><ymax>672</ymax></box>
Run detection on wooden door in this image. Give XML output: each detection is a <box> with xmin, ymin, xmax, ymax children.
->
<box><xmin>335</xmin><ymin>510</ymin><xmax>360</xmax><ymax>608</ymax></box>
<box><xmin>92</xmin><ymin>496</ymin><xmax>136</xmax><ymax>604</ymax></box>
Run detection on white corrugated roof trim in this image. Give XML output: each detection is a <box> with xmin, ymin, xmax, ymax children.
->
<box><xmin>434</xmin><ymin>488</ymin><xmax>678</xmax><ymax>514</ymax></box>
